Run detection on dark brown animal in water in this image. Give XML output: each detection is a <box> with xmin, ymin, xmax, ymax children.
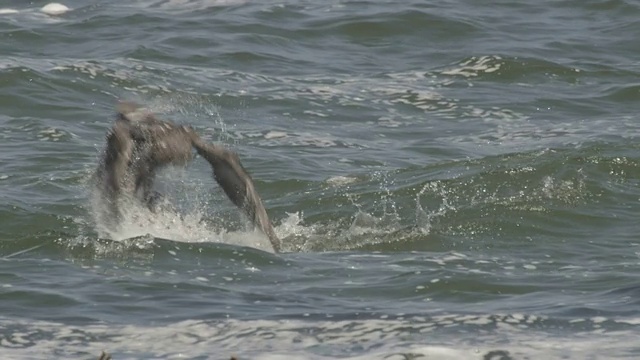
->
<box><xmin>94</xmin><ymin>102</ymin><xmax>280</xmax><ymax>252</ymax></box>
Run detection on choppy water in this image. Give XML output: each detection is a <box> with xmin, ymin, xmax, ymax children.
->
<box><xmin>1</xmin><ymin>0</ymin><xmax>640</xmax><ymax>359</ymax></box>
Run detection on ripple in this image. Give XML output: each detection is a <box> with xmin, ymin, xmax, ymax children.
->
<box><xmin>441</xmin><ymin>55</ymin><xmax>504</xmax><ymax>78</ymax></box>
<box><xmin>0</xmin><ymin>316</ymin><xmax>638</xmax><ymax>359</ymax></box>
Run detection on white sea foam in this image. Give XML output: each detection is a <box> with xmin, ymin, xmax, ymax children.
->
<box><xmin>0</xmin><ymin>3</ymin><xmax>70</xmax><ymax>20</ymax></box>
<box><xmin>41</xmin><ymin>3</ymin><xmax>70</xmax><ymax>16</ymax></box>
<box><xmin>441</xmin><ymin>55</ymin><xmax>504</xmax><ymax>78</ymax></box>
<box><xmin>0</xmin><ymin>316</ymin><xmax>637</xmax><ymax>359</ymax></box>
<box><xmin>87</xmin><ymin>164</ymin><xmax>279</xmax><ymax>252</ymax></box>
<box><xmin>91</xmin><ymin>195</ymin><xmax>277</xmax><ymax>252</ymax></box>
<box><xmin>0</xmin><ymin>8</ymin><xmax>19</xmax><ymax>15</ymax></box>
<box><xmin>123</xmin><ymin>0</ymin><xmax>248</xmax><ymax>13</ymax></box>
<box><xmin>325</xmin><ymin>175</ymin><xmax>358</xmax><ymax>187</ymax></box>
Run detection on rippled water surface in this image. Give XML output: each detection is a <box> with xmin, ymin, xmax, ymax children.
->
<box><xmin>1</xmin><ymin>0</ymin><xmax>640</xmax><ymax>359</ymax></box>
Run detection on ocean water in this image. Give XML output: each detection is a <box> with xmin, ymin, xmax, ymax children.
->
<box><xmin>1</xmin><ymin>0</ymin><xmax>640</xmax><ymax>359</ymax></box>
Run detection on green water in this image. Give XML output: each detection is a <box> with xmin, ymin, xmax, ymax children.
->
<box><xmin>1</xmin><ymin>0</ymin><xmax>640</xmax><ymax>359</ymax></box>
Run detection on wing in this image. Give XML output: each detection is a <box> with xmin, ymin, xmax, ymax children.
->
<box><xmin>193</xmin><ymin>140</ymin><xmax>281</xmax><ymax>252</ymax></box>
<box><xmin>94</xmin><ymin>117</ymin><xmax>136</xmax><ymax>228</ymax></box>
<box><xmin>101</xmin><ymin>119</ymin><xmax>135</xmax><ymax>195</ymax></box>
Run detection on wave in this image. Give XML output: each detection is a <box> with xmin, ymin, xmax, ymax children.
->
<box><xmin>1</xmin><ymin>315</ymin><xmax>638</xmax><ymax>359</ymax></box>
<box><xmin>0</xmin><ymin>138</ymin><xmax>608</xmax><ymax>256</ymax></box>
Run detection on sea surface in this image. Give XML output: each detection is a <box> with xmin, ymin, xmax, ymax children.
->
<box><xmin>1</xmin><ymin>0</ymin><xmax>640</xmax><ymax>359</ymax></box>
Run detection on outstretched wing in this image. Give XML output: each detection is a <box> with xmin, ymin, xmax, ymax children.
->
<box><xmin>193</xmin><ymin>140</ymin><xmax>281</xmax><ymax>252</ymax></box>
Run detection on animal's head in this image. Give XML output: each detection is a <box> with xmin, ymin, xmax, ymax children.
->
<box><xmin>116</xmin><ymin>101</ymin><xmax>156</xmax><ymax>124</ymax></box>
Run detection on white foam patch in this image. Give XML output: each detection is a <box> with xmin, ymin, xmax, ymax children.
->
<box><xmin>0</xmin><ymin>3</ymin><xmax>70</xmax><ymax>19</ymax></box>
<box><xmin>0</xmin><ymin>8</ymin><xmax>19</xmax><ymax>15</ymax></box>
<box><xmin>88</xmin><ymin>185</ymin><xmax>335</xmax><ymax>253</ymax></box>
<box><xmin>41</xmin><ymin>3</ymin><xmax>70</xmax><ymax>16</ymax></box>
<box><xmin>264</xmin><ymin>131</ymin><xmax>288</xmax><ymax>140</ymax></box>
<box><xmin>88</xmin><ymin>167</ymin><xmax>277</xmax><ymax>252</ymax></box>
<box><xmin>36</xmin><ymin>127</ymin><xmax>70</xmax><ymax>142</ymax></box>
<box><xmin>273</xmin><ymin>212</ymin><xmax>319</xmax><ymax>241</ymax></box>
<box><xmin>441</xmin><ymin>55</ymin><xmax>503</xmax><ymax>78</ymax></box>
<box><xmin>97</xmin><ymin>201</ymin><xmax>276</xmax><ymax>252</ymax></box>
<box><xmin>0</xmin><ymin>317</ymin><xmax>637</xmax><ymax>359</ymax></box>
<box><xmin>122</xmin><ymin>0</ymin><xmax>248</xmax><ymax>14</ymax></box>
<box><xmin>325</xmin><ymin>176</ymin><xmax>358</xmax><ymax>187</ymax></box>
